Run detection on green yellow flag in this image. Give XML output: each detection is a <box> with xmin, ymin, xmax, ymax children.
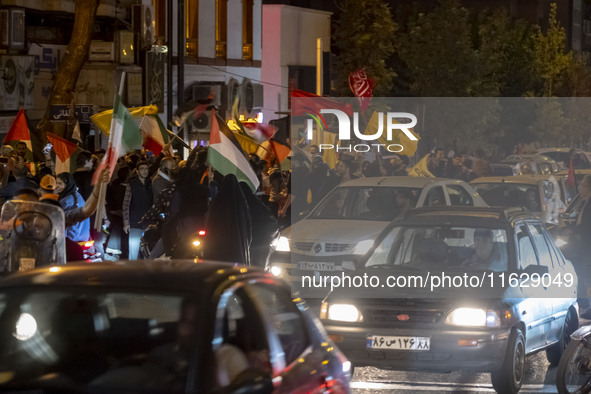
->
<box><xmin>364</xmin><ymin>111</ymin><xmax>419</xmax><ymax>156</ymax></box>
<box><xmin>91</xmin><ymin>104</ymin><xmax>159</xmax><ymax>135</ymax></box>
<box><xmin>408</xmin><ymin>154</ymin><xmax>434</xmax><ymax>177</ymax></box>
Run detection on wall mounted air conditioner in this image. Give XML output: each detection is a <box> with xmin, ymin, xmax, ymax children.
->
<box><xmin>132</xmin><ymin>4</ymin><xmax>155</xmax><ymax>49</ymax></box>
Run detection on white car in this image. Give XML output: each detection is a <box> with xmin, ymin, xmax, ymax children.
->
<box><xmin>535</xmin><ymin>147</ymin><xmax>591</xmax><ymax>169</ymax></box>
<box><xmin>267</xmin><ymin>176</ymin><xmax>487</xmax><ymax>284</ymax></box>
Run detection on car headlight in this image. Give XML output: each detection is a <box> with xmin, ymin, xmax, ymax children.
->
<box><xmin>271</xmin><ymin>236</ymin><xmax>290</xmax><ymax>252</ymax></box>
<box><xmin>445</xmin><ymin>308</ymin><xmax>500</xmax><ymax>328</ymax></box>
<box><xmin>320</xmin><ymin>302</ymin><xmax>363</xmax><ymax>322</ymax></box>
<box><xmin>270</xmin><ymin>265</ymin><xmax>283</xmax><ymax>277</ymax></box>
<box><xmin>351</xmin><ymin>239</ymin><xmax>374</xmax><ymax>255</ymax></box>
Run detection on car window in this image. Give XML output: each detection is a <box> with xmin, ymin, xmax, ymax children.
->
<box><xmin>516</xmin><ymin>225</ymin><xmax>537</xmax><ymax>270</ymax></box>
<box><xmin>538</xmin><ymin>163</ymin><xmax>553</xmax><ymax>175</ymax></box>
<box><xmin>214</xmin><ymin>289</ymin><xmax>272</xmax><ymax>388</ymax></box>
<box><xmin>527</xmin><ymin>223</ymin><xmax>553</xmax><ymax>269</ymax></box>
<box><xmin>366</xmin><ymin>228</ymin><xmax>400</xmax><ymax>267</ymax></box>
<box><xmin>446</xmin><ymin>185</ymin><xmax>473</xmax><ymax>206</ymax></box>
<box><xmin>368</xmin><ymin>226</ymin><xmax>508</xmax><ymax>272</ymax></box>
<box><xmin>473</xmin><ymin>183</ymin><xmax>540</xmax><ymax>211</ymax></box>
<box><xmin>549</xmin><ymin>237</ymin><xmax>566</xmax><ymax>267</ymax></box>
<box><xmin>424</xmin><ymin>186</ymin><xmax>445</xmax><ymax>206</ymax></box>
<box><xmin>309</xmin><ymin>186</ymin><xmax>420</xmax><ymax>221</ymax></box>
<box><xmin>247</xmin><ymin>284</ymin><xmax>310</xmax><ymax>366</ymax></box>
<box><xmin>0</xmin><ymin>290</ymin><xmax>193</xmax><ymax>391</ymax></box>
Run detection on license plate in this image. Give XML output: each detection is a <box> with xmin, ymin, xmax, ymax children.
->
<box><xmin>19</xmin><ymin>258</ymin><xmax>35</xmax><ymax>271</ymax></box>
<box><xmin>367</xmin><ymin>335</ymin><xmax>430</xmax><ymax>350</ymax></box>
<box><xmin>297</xmin><ymin>262</ymin><xmax>335</xmax><ymax>271</ymax></box>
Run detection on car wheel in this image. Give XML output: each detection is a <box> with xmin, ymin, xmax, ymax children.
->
<box><xmin>491</xmin><ymin>328</ymin><xmax>525</xmax><ymax>394</ymax></box>
<box><xmin>547</xmin><ymin>308</ymin><xmax>577</xmax><ymax>366</ymax></box>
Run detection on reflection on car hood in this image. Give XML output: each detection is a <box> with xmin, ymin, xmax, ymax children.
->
<box><xmin>289</xmin><ymin>219</ymin><xmax>388</xmax><ymax>244</ymax></box>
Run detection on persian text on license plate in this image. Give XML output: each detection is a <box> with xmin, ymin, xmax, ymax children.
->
<box><xmin>297</xmin><ymin>262</ymin><xmax>335</xmax><ymax>271</ymax></box>
<box><xmin>367</xmin><ymin>335</ymin><xmax>430</xmax><ymax>350</ymax></box>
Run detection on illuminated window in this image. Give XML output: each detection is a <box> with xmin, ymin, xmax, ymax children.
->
<box><xmin>186</xmin><ymin>0</ymin><xmax>199</xmax><ymax>57</ymax></box>
<box><xmin>216</xmin><ymin>0</ymin><xmax>227</xmax><ymax>58</ymax></box>
<box><xmin>242</xmin><ymin>0</ymin><xmax>253</xmax><ymax>60</ymax></box>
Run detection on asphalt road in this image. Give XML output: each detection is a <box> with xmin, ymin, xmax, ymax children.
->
<box><xmin>351</xmin><ymin>317</ymin><xmax>591</xmax><ymax>393</ymax></box>
<box><xmin>351</xmin><ymin>352</ymin><xmax>557</xmax><ymax>393</ymax></box>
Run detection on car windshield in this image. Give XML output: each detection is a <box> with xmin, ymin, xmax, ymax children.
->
<box><xmin>540</xmin><ymin>151</ymin><xmax>569</xmax><ymax>165</ymax></box>
<box><xmin>0</xmin><ymin>289</ymin><xmax>197</xmax><ymax>392</ymax></box>
<box><xmin>365</xmin><ymin>226</ymin><xmax>509</xmax><ymax>272</ymax></box>
<box><xmin>309</xmin><ymin>186</ymin><xmax>420</xmax><ymax>221</ymax></box>
<box><xmin>472</xmin><ymin>183</ymin><xmax>541</xmax><ymax>211</ymax></box>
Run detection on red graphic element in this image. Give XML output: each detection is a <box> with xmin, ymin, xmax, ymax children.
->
<box><xmin>348</xmin><ymin>68</ymin><xmax>374</xmax><ymax>112</ymax></box>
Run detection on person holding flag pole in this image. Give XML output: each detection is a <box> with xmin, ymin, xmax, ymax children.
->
<box><xmin>92</xmin><ymin>72</ymin><xmax>143</xmax><ymax>232</ymax></box>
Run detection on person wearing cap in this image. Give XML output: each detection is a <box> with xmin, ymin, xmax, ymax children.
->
<box><xmin>39</xmin><ymin>174</ymin><xmax>59</xmax><ymax>201</ymax></box>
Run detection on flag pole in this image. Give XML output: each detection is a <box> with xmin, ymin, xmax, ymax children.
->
<box><xmin>94</xmin><ymin>72</ymin><xmax>126</xmax><ymax>232</ymax></box>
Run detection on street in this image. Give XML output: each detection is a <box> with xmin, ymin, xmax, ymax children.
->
<box><xmin>349</xmin><ymin>316</ymin><xmax>591</xmax><ymax>393</ymax></box>
<box><xmin>352</xmin><ymin>354</ymin><xmax>555</xmax><ymax>393</ymax></box>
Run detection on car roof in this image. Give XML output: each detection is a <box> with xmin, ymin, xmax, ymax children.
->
<box><xmin>470</xmin><ymin>175</ymin><xmax>556</xmax><ymax>184</ymax></box>
<box><xmin>0</xmin><ymin>261</ymin><xmax>272</xmax><ymax>293</ymax></box>
<box><xmin>556</xmin><ymin>169</ymin><xmax>591</xmax><ymax>175</ymax></box>
<box><xmin>501</xmin><ymin>154</ymin><xmax>557</xmax><ymax>163</ymax></box>
<box><xmin>536</xmin><ymin>147</ymin><xmax>577</xmax><ymax>153</ymax></box>
<box><xmin>393</xmin><ymin>206</ymin><xmax>535</xmax><ymax>227</ymax></box>
<box><xmin>339</xmin><ymin>176</ymin><xmax>461</xmax><ymax>188</ymax></box>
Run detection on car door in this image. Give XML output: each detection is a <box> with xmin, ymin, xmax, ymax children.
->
<box><xmin>526</xmin><ymin>222</ymin><xmax>564</xmax><ymax>345</ymax></box>
<box><xmin>210</xmin><ymin>285</ymin><xmax>278</xmax><ymax>393</ymax></box>
<box><xmin>245</xmin><ymin>282</ymin><xmax>349</xmax><ymax>394</ymax></box>
<box><xmin>514</xmin><ymin>223</ymin><xmax>553</xmax><ymax>352</ymax></box>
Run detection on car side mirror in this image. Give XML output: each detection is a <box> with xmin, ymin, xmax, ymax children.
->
<box><xmin>213</xmin><ymin>369</ymin><xmax>274</xmax><ymax>394</ymax></box>
<box><xmin>522</xmin><ymin>264</ymin><xmax>549</xmax><ymax>276</ymax></box>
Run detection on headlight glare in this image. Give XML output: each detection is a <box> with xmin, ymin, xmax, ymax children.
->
<box><xmin>272</xmin><ymin>236</ymin><xmax>290</xmax><ymax>252</ymax></box>
<box><xmin>270</xmin><ymin>265</ymin><xmax>283</xmax><ymax>277</ymax></box>
<box><xmin>445</xmin><ymin>308</ymin><xmax>500</xmax><ymax>327</ymax></box>
<box><xmin>325</xmin><ymin>303</ymin><xmax>363</xmax><ymax>322</ymax></box>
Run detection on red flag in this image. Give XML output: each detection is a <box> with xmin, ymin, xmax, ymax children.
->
<box><xmin>290</xmin><ymin>89</ymin><xmax>354</xmax><ymax>117</ymax></box>
<box><xmin>348</xmin><ymin>68</ymin><xmax>374</xmax><ymax>112</ymax></box>
<box><xmin>270</xmin><ymin>139</ymin><xmax>291</xmax><ymax>164</ymax></box>
<box><xmin>3</xmin><ymin>109</ymin><xmax>32</xmax><ymax>151</ymax></box>
<box><xmin>567</xmin><ymin>158</ymin><xmax>576</xmax><ymax>188</ymax></box>
<box><xmin>46</xmin><ymin>133</ymin><xmax>78</xmax><ymax>162</ymax></box>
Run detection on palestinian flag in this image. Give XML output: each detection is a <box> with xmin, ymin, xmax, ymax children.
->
<box><xmin>4</xmin><ymin>109</ymin><xmax>32</xmax><ymax>151</ymax></box>
<box><xmin>92</xmin><ymin>93</ymin><xmax>142</xmax><ymax>184</ymax></box>
<box><xmin>46</xmin><ymin>133</ymin><xmax>77</xmax><ymax>162</ymax></box>
<box><xmin>140</xmin><ymin>114</ymin><xmax>170</xmax><ymax>156</ymax></box>
<box><xmin>207</xmin><ymin>111</ymin><xmax>260</xmax><ymax>193</ymax></box>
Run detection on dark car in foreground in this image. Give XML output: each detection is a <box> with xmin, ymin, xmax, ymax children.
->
<box><xmin>320</xmin><ymin>207</ymin><xmax>578</xmax><ymax>394</ymax></box>
<box><xmin>0</xmin><ymin>261</ymin><xmax>351</xmax><ymax>393</ymax></box>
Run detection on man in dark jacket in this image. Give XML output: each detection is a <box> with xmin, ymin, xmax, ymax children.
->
<box><xmin>123</xmin><ymin>161</ymin><xmax>153</xmax><ymax>260</ymax></box>
<box><xmin>0</xmin><ymin>163</ymin><xmax>38</xmax><ymax>202</ymax></box>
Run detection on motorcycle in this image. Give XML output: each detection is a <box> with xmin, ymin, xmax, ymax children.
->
<box><xmin>556</xmin><ymin>325</ymin><xmax>591</xmax><ymax>393</ymax></box>
<box><xmin>0</xmin><ymin>200</ymin><xmax>66</xmax><ymax>272</ymax></box>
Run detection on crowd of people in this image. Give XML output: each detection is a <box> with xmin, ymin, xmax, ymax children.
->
<box><xmin>0</xmin><ymin>141</ymin><xmax>286</xmax><ymax>266</ymax></box>
<box><xmin>5</xmin><ymin>136</ymin><xmax>585</xmax><ymax>267</ymax></box>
